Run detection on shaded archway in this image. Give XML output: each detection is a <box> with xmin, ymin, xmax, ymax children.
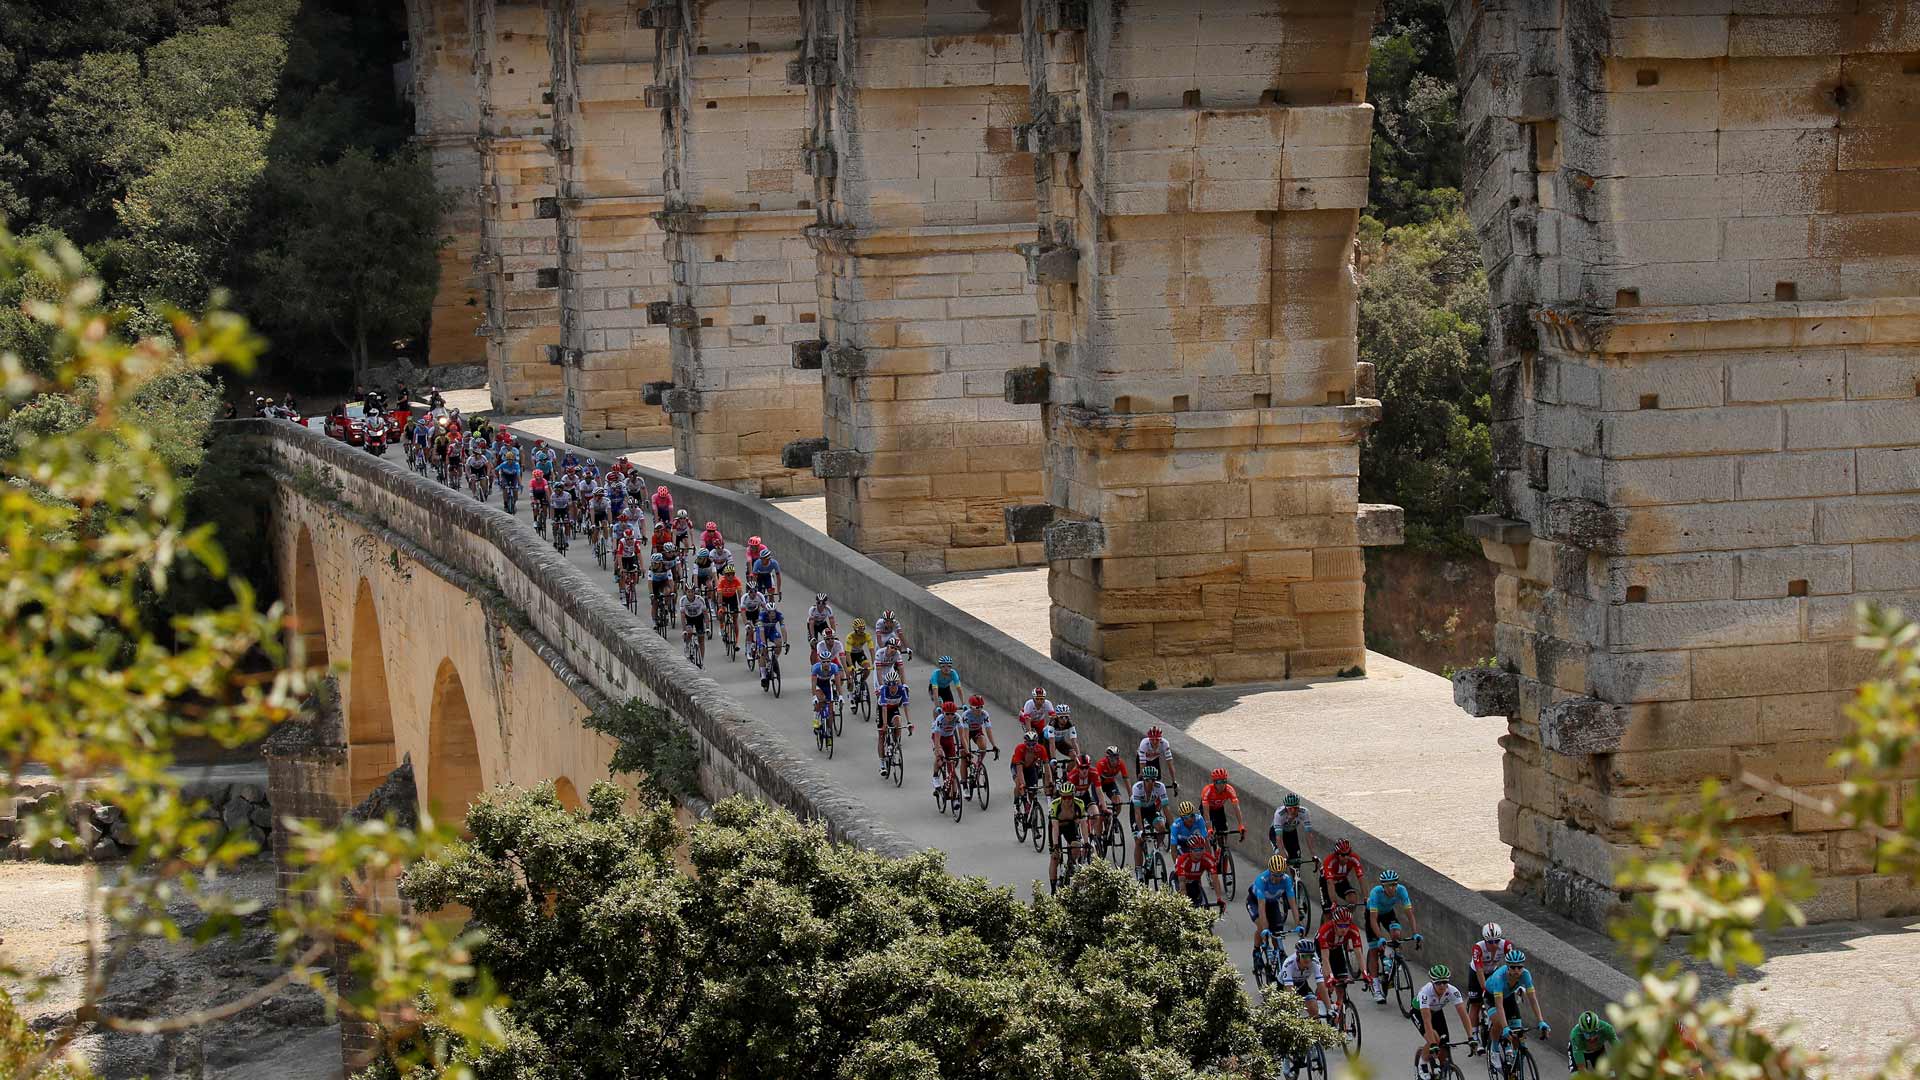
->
<box><xmin>426</xmin><ymin>658</ymin><xmax>486</xmax><ymax>827</ymax></box>
<box><xmin>289</xmin><ymin>526</ymin><xmax>330</xmax><ymax>667</ymax></box>
<box><xmin>347</xmin><ymin>579</ymin><xmax>400</xmax><ymax>803</ymax></box>
<box><xmin>553</xmin><ymin>777</ymin><xmax>583</xmax><ymax>811</ymax></box>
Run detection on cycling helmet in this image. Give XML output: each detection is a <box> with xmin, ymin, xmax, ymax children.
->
<box><xmin>1333</xmin><ymin>905</ymin><xmax>1355</xmax><ymax>921</ymax></box>
<box><xmin>1575</xmin><ymin>1011</ymin><xmax>1602</xmax><ymax>1033</ymax></box>
<box><xmin>1180</xmin><ymin>834</ymin><xmax>1206</xmax><ymax>852</ymax></box>
<box><xmin>1147</xmin><ymin>726</ymin><xmax>1163</xmax><ymax>739</ymax></box>
<box><xmin>749</xmin><ymin>534</ymin><xmax>761</xmax><ymax>545</ymax></box>
<box><xmin>1104</xmin><ymin>745</ymin><xmax>1120</xmax><ymax>757</ymax></box>
<box><xmin>1380</xmin><ymin>869</ymin><xmax>1400</xmax><ymax>884</ymax></box>
<box><xmin>676</xmin><ymin>509</ymin><xmax>688</xmax><ymax>519</ymax></box>
<box><xmin>1141</xmin><ymin>766</ymin><xmax>1160</xmax><ymax>780</ymax></box>
<box><xmin>1388</xmin><ymin>922</ymin><xmax>1403</xmax><ymax>933</ymax></box>
<box><xmin>853</xmin><ymin>618</ymin><xmax>866</xmax><ymax>629</ymax></box>
<box><xmin>942</xmin><ymin>701</ymin><xmax>958</xmax><ymax>713</ymax></box>
<box><xmin>1023</xmin><ymin>731</ymin><xmax>1038</xmax><ymax>744</ymax></box>
<box><xmin>1481</xmin><ymin>922</ymin><xmax>1503</xmax><ymax>942</ymax></box>
<box><xmin>705</xmin><ymin>521</ymin><xmax>716</xmax><ymax>530</ymax></box>
<box><xmin>1505</xmin><ymin>948</ymin><xmax>1527</xmax><ymax>965</ymax></box>
<box><xmin>1210</xmin><ymin>767</ymin><xmax>1228</xmax><ymax>782</ymax></box>
<box><xmin>968</xmin><ymin>694</ymin><xmax>984</xmax><ymax>707</ymax></box>
<box><xmin>1268</xmin><ymin>854</ymin><xmax>1288</xmax><ymax>873</ymax></box>
<box><xmin>650</xmin><ymin>553</ymin><xmax>664</xmax><ymax>565</ymax></box>
<box><xmin>1077</xmin><ymin>754</ymin><xmax>1092</xmax><ymax>767</ymax></box>
<box><xmin>816</xmin><ymin>593</ymin><xmax>828</xmax><ymax>602</ymax></box>
<box><xmin>884</xmin><ymin>669</ymin><xmax>902</xmax><ymax>684</ymax></box>
<box><xmin>937</xmin><ymin>656</ymin><xmax>953</xmax><ymax>665</ymax></box>
<box><xmin>1054</xmin><ymin>703</ymin><xmax>1071</xmax><ymax>717</ymax></box>
<box><xmin>1284</xmin><ymin>793</ymin><xmax>1301</xmax><ymax>807</ymax></box>
<box><xmin>1429</xmin><ymin>964</ymin><xmax>1452</xmax><ymax>982</ymax></box>
<box><xmin>1176</xmin><ymin>801</ymin><xmax>1197</xmax><ymax>816</ymax></box>
<box><xmin>721</xmin><ymin>563</ymin><xmax>735</xmax><ymax>574</ymax></box>
<box><xmin>1032</xmin><ymin>686</ymin><xmax>1047</xmax><ymax>697</ymax></box>
<box><xmin>1335</xmin><ymin>838</ymin><xmax>1353</xmax><ymax>854</ymax></box>
<box><xmin>1295</xmin><ymin>938</ymin><xmax>1316</xmax><ymax>956</ymax></box>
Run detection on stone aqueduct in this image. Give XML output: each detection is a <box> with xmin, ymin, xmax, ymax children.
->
<box><xmin>373</xmin><ymin>0</ymin><xmax>1920</xmax><ymax>924</ymax></box>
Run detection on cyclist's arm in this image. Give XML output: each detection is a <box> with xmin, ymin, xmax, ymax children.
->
<box><xmin>1403</xmin><ymin>902</ymin><xmax>1421</xmax><ymax>936</ymax></box>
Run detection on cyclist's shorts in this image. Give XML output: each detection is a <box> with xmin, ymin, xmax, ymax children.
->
<box><xmin>594</xmin><ymin>509</ymin><xmax>610</xmax><ymax>524</ymax></box>
<box><xmin>720</xmin><ymin>594</ymin><xmax>740</xmax><ymax>612</ymax></box>
<box><xmin>1209</xmin><ymin>806</ymin><xmax>1229</xmax><ymax>833</ymax></box>
<box><xmin>754</xmin><ymin>572</ymin><xmax>774</xmax><ymax>590</ymax></box>
<box><xmin>814</xmin><ymin>677</ymin><xmax>834</xmax><ymax>697</ymax></box>
<box><xmin>1181</xmin><ymin>878</ymin><xmax>1208</xmax><ymax>906</ymax></box>
<box><xmin>935</xmin><ymin>734</ymin><xmax>959</xmax><ymax>758</ymax></box>
<box><xmin>684</xmin><ymin>613</ymin><xmax>706</xmax><ymax>630</ymax></box>
<box><xmin>1415</xmin><ymin>1010</ymin><xmax>1451</xmax><ymax>1042</ymax></box>
<box><xmin>621</xmin><ymin>556</ymin><xmax>641</xmax><ymax>573</ymax></box>
<box><xmin>1465</xmin><ymin>968</ymin><xmax>1485</xmax><ymax>1003</ymax></box>
<box><xmin>1019</xmin><ymin>764</ymin><xmax>1042</xmax><ymax>786</ymax></box>
<box><xmin>1250</xmin><ymin>895</ymin><xmax>1283</xmax><ymax>926</ymax></box>
<box><xmin>1058</xmin><ymin>818</ymin><xmax>1082</xmax><ymax>842</ymax></box>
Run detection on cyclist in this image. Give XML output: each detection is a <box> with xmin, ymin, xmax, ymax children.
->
<box><xmin>529</xmin><ymin>468</ymin><xmax>550</xmax><ymax>526</ymax></box>
<box><xmin>1320</xmin><ymin>837</ymin><xmax>1364</xmax><ymax>912</ymax></box>
<box><xmin>760</xmin><ymin>600</ymin><xmax>788</xmax><ymax>654</ymax></box>
<box><xmin>649</xmin><ymin>516</ymin><xmax>673</xmax><ymax>555</ymax></box>
<box><xmin>1043</xmin><ymin>702</ymin><xmax>1079</xmax><ymax>759</ymax></box>
<box><xmin>1414</xmin><ymin>965</ymin><xmax>1473</xmax><ymax>1080</ymax></box>
<box><xmin>873</xmin><ymin>638</ymin><xmax>908</xmax><ymax>687</ymax></box>
<box><xmin>928</xmin><ymin>656</ymin><xmax>963</xmax><ymax>707</ymax></box>
<box><xmin>467</xmin><ymin>439</ymin><xmax>491</xmax><ymax>491</ymax></box>
<box><xmin>615</xmin><ymin>526</ymin><xmax>644</xmax><ymax>598</ymax></box>
<box><xmin>1484</xmin><ymin>948</ymin><xmax>1550</xmax><ymax>1074</ymax></box>
<box><xmin>1270</xmin><ymin>793</ymin><xmax>1316</xmax><ymax>863</ymax></box>
<box><xmin>844</xmin><ymin>618</ymin><xmax>875</xmax><ymax>689</ymax></box>
<box><xmin>660</xmin><ymin>542</ymin><xmax>683</xmax><ymax>590</ymax></box>
<box><xmin>744</xmin><ymin>534</ymin><xmax>768</xmax><ymax>567</ymax></box>
<box><xmin>587</xmin><ymin>482</ymin><xmax>612</xmax><ymax>549</ymax></box>
<box><xmin>1130</xmin><ymin>765</ymin><xmax>1170</xmax><ymax>879</ymax></box>
<box><xmin>530</xmin><ymin>440</ymin><xmax>555</xmax><ymax>478</ymax></box>
<box><xmin>1201</xmin><ymin>767</ymin><xmax>1246</xmax><ymax>837</ymax></box>
<box><xmin>875</xmin><ymin>669</ymin><xmax>912</xmax><ymax>774</ymax></box>
<box><xmin>930</xmin><ymin>700</ymin><xmax>966</xmax><ymax>794</ymax></box>
<box><xmin>1010</xmin><ymin>730</ymin><xmax>1050</xmax><ymax>803</ymax></box>
<box><xmin>1280</xmin><ymin>938</ymin><xmax>1329</xmax><ymax>1021</ymax></box>
<box><xmin>1315</xmin><ymin>904</ymin><xmax>1367</xmax><ymax>1012</ymax></box>
<box><xmin>873</xmin><ymin>608</ymin><xmax>907</xmax><ymax>652</ymax></box>
<box><xmin>1137</xmin><ymin>726</ymin><xmax>1176</xmax><ymax>791</ymax></box>
<box><xmin>813</xmin><ymin>624</ymin><xmax>842</xmax><ymax>667</ymax></box>
<box><xmin>650</xmin><ymin>484</ymin><xmax>673</xmax><ymax>525</ymax></box>
<box><xmin>496</xmin><ymin>445</ymin><xmax>522</xmax><ymax>512</ymax></box>
<box><xmin>1021</xmin><ymin>686</ymin><xmax>1056</xmax><ymax>720</ymax></box>
<box><xmin>1366</xmin><ymin>867</ymin><xmax>1422</xmax><ymax>1002</ymax></box>
<box><xmin>1246</xmin><ymin>853</ymin><xmax>1301</xmax><ymax>941</ymax></box>
<box><xmin>811</xmin><ymin>653</ymin><xmax>842</xmax><ymax>716</ymax></box>
<box><xmin>715</xmin><ymin>563</ymin><xmax>744</xmax><ymax>642</ymax></box>
<box><xmin>1467</xmin><ymin>922</ymin><xmax>1513</xmax><ymax>1036</ymax></box>
<box><xmin>1047</xmin><ymin>786</ymin><xmax>1089</xmax><ymax>893</ymax></box>
<box><xmin>1168</xmin><ymin>801</ymin><xmax>1211</xmax><ymax>853</ymax></box>
<box><xmin>810</xmin><ymin>588</ymin><xmax>840</xmax><ymax>645</ymax></box>
<box><xmin>606</xmin><ymin>471</ymin><xmax>627</xmax><ymax>520</ymax></box>
<box><xmin>677</xmin><ymin>586</ymin><xmax>708</xmax><ymax>665</ymax></box>
<box><xmin>671</xmin><ymin>507</ymin><xmax>692</xmax><ymax>547</ymax></box>
<box><xmin>1172</xmin><ymin>834</ymin><xmax>1224</xmax><ymax>909</ymax></box>
<box><xmin>699</xmin><ymin>520</ymin><xmax>724</xmax><ymax>551</ymax></box>
<box><xmin>1091</xmin><ymin>746</ymin><xmax>1129</xmax><ymax>841</ymax></box>
<box><xmin>646</xmin><ymin>551</ymin><xmax>674</xmax><ymax>617</ymax></box>
<box><xmin>751</xmin><ymin>546</ymin><xmax>782</xmax><ymax>598</ymax></box>
<box><xmin>550</xmin><ymin>479</ymin><xmax>574</xmax><ymax>541</ymax></box>
<box><xmin>1062</xmin><ymin>752</ymin><xmax>1099</xmax><ymax>815</ymax></box>
<box><xmin>1566</xmin><ymin>1010</ymin><xmax>1617</xmax><ymax>1074</ymax></box>
<box><xmin>959</xmin><ymin>694</ymin><xmax>998</xmax><ymax>768</ymax></box>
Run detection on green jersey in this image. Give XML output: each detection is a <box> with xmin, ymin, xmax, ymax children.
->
<box><xmin>1568</xmin><ymin>1020</ymin><xmax>1617</xmax><ymax>1069</ymax></box>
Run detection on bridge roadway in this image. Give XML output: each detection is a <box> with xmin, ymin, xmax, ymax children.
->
<box><xmin>473</xmin><ymin>456</ymin><xmax>1436</xmax><ymax>1076</ymax></box>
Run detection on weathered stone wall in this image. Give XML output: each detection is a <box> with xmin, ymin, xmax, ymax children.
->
<box><xmin>550</xmin><ymin>0</ymin><xmax>675</xmax><ymax>449</ymax></box>
<box><xmin>652</xmin><ymin>0</ymin><xmax>823</xmax><ymax>495</ymax></box>
<box><xmin>472</xmin><ymin>0</ymin><xmax>563</xmax><ymax>413</ymax></box>
<box><xmin>1020</xmin><ymin>0</ymin><xmax>1386</xmax><ymax>690</ymax></box>
<box><xmin>404</xmin><ymin>0</ymin><xmax>487</xmax><ymax>369</ymax></box>
<box><xmin>795</xmin><ymin>0</ymin><xmax>1046</xmax><ymax>575</ymax></box>
<box><xmin>1364</xmin><ymin>547</ymin><xmax>1499</xmax><ymax>675</ymax></box>
<box><xmin>1446</xmin><ymin>0</ymin><xmax>1920</xmax><ymax>924</ymax></box>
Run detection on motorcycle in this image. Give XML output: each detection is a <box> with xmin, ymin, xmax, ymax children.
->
<box><xmin>364</xmin><ymin>416</ymin><xmax>388</xmax><ymax>455</ymax></box>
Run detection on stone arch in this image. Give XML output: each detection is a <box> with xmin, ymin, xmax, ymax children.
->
<box><xmin>346</xmin><ymin>579</ymin><xmax>399</xmax><ymax>803</ymax></box>
<box><xmin>553</xmin><ymin>777</ymin><xmax>583</xmax><ymax>811</ymax></box>
<box><xmin>289</xmin><ymin>526</ymin><xmax>329</xmax><ymax>667</ymax></box>
<box><xmin>426</xmin><ymin>658</ymin><xmax>486</xmax><ymax>826</ymax></box>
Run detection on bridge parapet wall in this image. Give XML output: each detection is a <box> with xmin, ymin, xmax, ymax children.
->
<box><xmin>231</xmin><ymin>419</ymin><xmax>915</xmax><ymax>857</ymax></box>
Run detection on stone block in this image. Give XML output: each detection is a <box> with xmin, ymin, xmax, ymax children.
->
<box><xmin>641</xmin><ymin>380</ymin><xmax>675</xmax><ymax>406</ymax></box>
<box><xmin>1541</xmin><ymin>695</ymin><xmax>1630</xmax><ymax>755</ymax></box>
<box><xmin>781</xmin><ymin>437</ymin><xmax>828</xmax><ymax>469</ymax></box>
<box><xmin>660</xmin><ymin>388</ymin><xmax>701</xmax><ymax>414</ymax></box>
<box><xmin>1004</xmin><ymin>365</ymin><xmax>1051</xmax><ymax>405</ymax></box>
<box><xmin>791</xmin><ymin>339</ymin><xmax>826</xmax><ymax>369</ymax></box>
<box><xmin>1044</xmin><ymin>519</ymin><xmax>1108</xmax><ymax>560</ymax></box>
<box><xmin>812</xmin><ymin>449</ymin><xmax>867</xmax><ymax>479</ymax></box>
<box><xmin>1357</xmin><ymin>503</ymin><xmax>1404</xmax><ymax>546</ymax></box>
<box><xmin>1453</xmin><ymin>666</ymin><xmax>1518</xmax><ymax>717</ymax></box>
<box><xmin>1005</xmin><ymin>503</ymin><xmax>1056</xmax><ymax>543</ymax></box>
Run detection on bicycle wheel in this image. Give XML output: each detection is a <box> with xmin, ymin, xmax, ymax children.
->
<box><xmin>833</xmin><ymin>697</ymin><xmax>844</xmax><ymax>737</ymax></box>
<box><xmin>1221</xmin><ymin>846</ymin><xmax>1238</xmax><ymax>901</ymax></box>
<box><xmin>771</xmin><ymin>668</ymin><xmax>781</xmax><ymax>697</ymax></box>
<box><xmin>1512</xmin><ymin>1046</ymin><xmax>1538</xmax><ymax>1080</ymax></box>
<box><xmin>1104</xmin><ymin>819</ymin><xmax>1127</xmax><ymax>866</ymax></box>
<box><xmin>1439</xmin><ymin>1062</ymin><xmax>1464</xmax><ymax>1080</ymax></box>
<box><xmin>1252</xmin><ymin>953</ymin><xmax>1272</xmax><ymax>992</ymax></box>
<box><xmin>973</xmin><ymin>762</ymin><xmax>990</xmax><ymax>810</ymax></box>
<box><xmin>888</xmin><ymin>739</ymin><xmax>903</xmax><ymax>788</ymax></box>
<box><xmin>1393</xmin><ymin>952</ymin><xmax>1417</xmax><ymax>1017</ymax></box>
<box><xmin>1013</xmin><ymin>796</ymin><xmax>1029</xmax><ymax>843</ymax></box>
<box><xmin>949</xmin><ymin>780</ymin><xmax>963</xmax><ymax>822</ymax></box>
<box><xmin>1308</xmin><ymin>1048</ymin><xmax>1329</xmax><ymax>1080</ymax></box>
<box><xmin>1029</xmin><ymin>802</ymin><xmax>1045</xmax><ymax>852</ymax></box>
<box><xmin>1340</xmin><ymin>996</ymin><xmax>1362</xmax><ymax>1051</ymax></box>
<box><xmin>816</xmin><ymin>721</ymin><xmax>828</xmax><ymax>754</ymax></box>
<box><xmin>1294</xmin><ymin>873</ymin><xmax>1314</xmax><ymax>932</ymax></box>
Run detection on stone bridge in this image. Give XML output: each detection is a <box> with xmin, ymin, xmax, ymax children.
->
<box><xmin>387</xmin><ymin>0</ymin><xmax>1920</xmax><ymax>927</ymax></box>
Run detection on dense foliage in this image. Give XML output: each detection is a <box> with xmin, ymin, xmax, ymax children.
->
<box><xmin>0</xmin><ymin>0</ymin><xmax>440</xmax><ymax>382</ymax></box>
<box><xmin>388</xmin><ymin>786</ymin><xmax>1336</xmax><ymax>1080</ymax></box>
<box><xmin>1357</xmin><ymin>203</ymin><xmax>1492</xmax><ymax>554</ymax></box>
<box><xmin>0</xmin><ymin>230</ymin><xmax>500</xmax><ymax>1075</ymax></box>
<box><xmin>1367</xmin><ymin>0</ymin><xmax>1462</xmax><ymax>228</ymax></box>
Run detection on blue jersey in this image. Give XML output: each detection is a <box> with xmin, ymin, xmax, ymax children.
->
<box><xmin>1367</xmin><ymin>883</ymin><xmax>1412</xmax><ymax>915</ymax></box>
<box><xmin>752</xmin><ymin>555</ymin><xmax>780</xmax><ymax>578</ymax></box>
<box><xmin>878</xmin><ymin>683</ymin><xmax>909</xmax><ymax>707</ymax></box>
<box><xmin>1484</xmin><ymin>964</ymin><xmax>1533</xmax><ymax>997</ymax></box>
<box><xmin>1168</xmin><ymin>813</ymin><xmax>1210</xmax><ymax>851</ymax></box>
<box><xmin>929</xmin><ymin>668</ymin><xmax>961</xmax><ymax>690</ymax></box>
<box><xmin>1249</xmin><ymin>869</ymin><xmax>1295</xmax><ymax>903</ymax></box>
<box><xmin>811</xmin><ymin>661</ymin><xmax>841</xmax><ymax>681</ymax></box>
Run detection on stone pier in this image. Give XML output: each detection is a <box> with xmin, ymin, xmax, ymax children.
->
<box><xmin>651</xmin><ymin>0</ymin><xmax>822</xmax><ymax>496</ymax></box>
<box><xmin>472</xmin><ymin>0</ymin><xmax>562</xmax><ymax>413</ymax></box>
<box><xmin>1447</xmin><ymin>0</ymin><xmax>1920</xmax><ymax>924</ymax></box>
<box><xmin>550</xmin><ymin>0</ymin><xmax>674</xmax><ymax>449</ymax></box>
<box><xmin>403</xmin><ymin>0</ymin><xmax>486</xmax><ymax>369</ymax></box>
<box><xmin>793</xmin><ymin>1</ymin><xmax>1045</xmax><ymax>576</ymax></box>
<box><xmin>1020</xmin><ymin>1</ymin><xmax>1390</xmax><ymax>691</ymax></box>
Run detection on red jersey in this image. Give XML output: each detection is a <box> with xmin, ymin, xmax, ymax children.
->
<box><xmin>1064</xmin><ymin>764</ymin><xmax>1097</xmax><ymax>793</ymax></box>
<box><xmin>1020</xmin><ymin>710</ymin><xmax>1049</xmax><ymax>736</ymax></box>
<box><xmin>1011</xmin><ymin>742</ymin><xmax>1051</xmax><ymax>769</ymax></box>
<box><xmin>1093</xmin><ymin>756</ymin><xmax>1129</xmax><ymax>784</ymax></box>
<box><xmin>650</xmin><ymin>526</ymin><xmax>672</xmax><ymax>552</ymax></box>
<box><xmin>1317</xmin><ymin>918</ymin><xmax>1365</xmax><ymax>955</ymax></box>
<box><xmin>614</xmin><ymin>535</ymin><xmax>642</xmax><ymax>558</ymax></box>
<box><xmin>1321</xmin><ymin>851</ymin><xmax>1363</xmax><ymax>882</ymax></box>
<box><xmin>1471</xmin><ymin>938</ymin><xmax>1514</xmax><ymax>976</ymax></box>
<box><xmin>1173</xmin><ymin>849</ymin><xmax>1219</xmax><ymax>881</ymax></box>
<box><xmin>1201</xmin><ymin>781</ymin><xmax>1239</xmax><ymax>810</ymax></box>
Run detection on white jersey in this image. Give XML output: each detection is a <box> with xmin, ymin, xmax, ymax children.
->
<box><xmin>1271</xmin><ymin>806</ymin><xmax>1314</xmax><ymax>833</ymax></box>
<box><xmin>1137</xmin><ymin>737</ymin><xmax>1173</xmax><ymax>764</ymax></box>
<box><xmin>1022</xmin><ymin>698</ymin><xmax>1057</xmax><ymax>718</ymax></box>
<box><xmin>1130</xmin><ymin>780</ymin><xmax>1168</xmax><ymax>806</ymax></box>
<box><xmin>814</xmin><ymin>638</ymin><xmax>838</xmax><ymax>662</ymax></box>
<box><xmin>1280</xmin><ymin>955</ymin><xmax>1323</xmax><ymax>985</ymax></box>
<box><xmin>1417</xmin><ymin>982</ymin><xmax>1465</xmax><ymax>1011</ymax></box>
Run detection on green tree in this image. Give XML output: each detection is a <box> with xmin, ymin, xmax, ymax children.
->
<box><xmin>0</xmin><ymin>230</ymin><xmax>501</xmax><ymax>1075</ymax></box>
<box><xmin>1356</xmin><ymin>202</ymin><xmax>1492</xmax><ymax>554</ymax></box>
<box><xmin>388</xmin><ymin>785</ymin><xmax>1335</xmax><ymax>1080</ymax></box>
<box><xmin>113</xmin><ymin>109</ymin><xmax>270</xmax><ymax>308</ymax></box>
<box><xmin>252</xmin><ymin>148</ymin><xmax>446</xmax><ymax>379</ymax></box>
<box><xmin>1367</xmin><ymin>0</ymin><xmax>1462</xmax><ymax>227</ymax></box>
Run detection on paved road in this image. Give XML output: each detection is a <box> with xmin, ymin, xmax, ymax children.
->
<box><xmin>450</xmin><ymin>441</ymin><xmax>1437</xmax><ymax>1080</ymax></box>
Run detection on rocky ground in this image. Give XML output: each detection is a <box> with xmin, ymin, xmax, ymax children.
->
<box><xmin>0</xmin><ymin>860</ymin><xmax>342</xmax><ymax>1079</ymax></box>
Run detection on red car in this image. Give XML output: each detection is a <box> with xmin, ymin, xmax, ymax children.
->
<box><xmin>310</xmin><ymin>400</ymin><xmax>419</xmax><ymax>452</ymax></box>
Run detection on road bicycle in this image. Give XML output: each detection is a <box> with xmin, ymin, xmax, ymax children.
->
<box><xmin>879</xmin><ymin>716</ymin><xmax>904</xmax><ymax>787</ymax></box>
<box><xmin>1012</xmin><ymin>785</ymin><xmax>1045</xmax><ymax>850</ymax></box>
<box><xmin>721</xmin><ymin>607</ymin><xmax>739</xmax><ymax>662</ymax></box>
<box><xmin>1051</xmin><ymin>823</ymin><xmax>1093</xmax><ymax>894</ymax></box>
<box><xmin>1095</xmin><ymin>801</ymin><xmax>1129</xmax><ymax>866</ymax></box>
<box><xmin>849</xmin><ymin>665</ymin><xmax>872</xmax><ymax>722</ymax></box>
<box><xmin>1477</xmin><ymin>1010</ymin><xmax>1541</xmax><ymax>1080</ymax></box>
<box><xmin>1251</xmin><ymin>929</ymin><xmax>1287</xmax><ymax>993</ymax></box>
<box><xmin>472</xmin><ymin>467</ymin><xmax>491</xmax><ymax>502</ymax></box>
<box><xmin>813</xmin><ymin>696</ymin><xmax>834</xmax><ymax>757</ymax></box>
<box><xmin>1210</xmin><ymin>826</ymin><xmax>1245</xmax><ymax>900</ymax></box>
<box><xmin>933</xmin><ymin>752</ymin><xmax>964</xmax><ymax>822</ymax></box>
<box><xmin>683</xmin><ymin>619</ymin><xmax>704</xmax><ymax>669</ymax></box>
<box><xmin>1378</xmin><ymin>934</ymin><xmax>1421</xmax><ymax>1017</ymax></box>
<box><xmin>1135</xmin><ymin>822</ymin><xmax>1172</xmax><ymax>890</ymax></box>
<box><xmin>500</xmin><ymin>477</ymin><xmax>519</xmax><ymax>515</ymax></box>
<box><xmin>965</xmin><ymin>746</ymin><xmax>994</xmax><ymax>809</ymax></box>
<box><xmin>553</xmin><ymin>514</ymin><xmax>571</xmax><ymax>555</ymax></box>
<box><xmin>1285</xmin><ymin>856</ymin><xmax>1320</xmax><ymax>933</ymax></box>
<box><xmin>592</xmin><ymin>523</ymin><xmax>608</xmax><ymax>570</ymax></box>
<box><xmin>1326</xmin><ymin>972</ymin><xmax>1364</xmax><ymax>1051</ymax></box>
<box><xmin>1413</xmin><ymin>1035</ymin><xmax>1471</xmax><ymax>1080</ymax></box>
<box><xmin>532</xmin><ymin>496</ymin><xmax>548</xmax><ymax>536</ymax></box>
